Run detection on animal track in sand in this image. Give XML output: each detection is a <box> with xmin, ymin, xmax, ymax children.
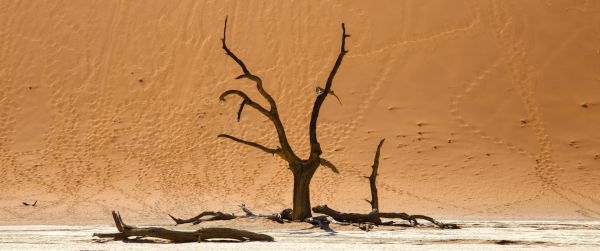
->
<box><xmin>481</xmin><ymin>0</ymin><xmax>599</xmax><ymax>217</ymax></box>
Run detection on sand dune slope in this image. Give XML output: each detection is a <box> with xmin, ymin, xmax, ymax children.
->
<box><xmin>0</xmin><ymin>0</ymin><xmax>599</xmax><ymax>224</ymax></box>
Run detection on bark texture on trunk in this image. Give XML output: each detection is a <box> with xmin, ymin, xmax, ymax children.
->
<box><xmin>291</xmin><ymin>161</ymin><xmax>318</xmax><ymax>220</ymax></box>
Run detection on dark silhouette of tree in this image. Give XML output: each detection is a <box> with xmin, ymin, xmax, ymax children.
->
<box><xmin>217</xmin><ymin>17</ymin><xmax>349</xmax><ymax>220</ymax></box>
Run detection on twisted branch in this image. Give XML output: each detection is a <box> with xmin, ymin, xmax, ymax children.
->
<box><xmin>220</xmin><ymin>17</ymin><xmax>297</xmax><ymax>160</ymax></box>
<box><xmin>168</xmin><ymin>211</ymin><xmax>235</xmax><ymax>225</ymax></box>
<box><xmin>368</xmin><ymin>139</ymin><xmax>385</xmax><ymax>211</ymax></box>
<box><xmin>222</xmin><ymin>17</ymin><xmax>276</xmax><ymax>110</ymax></box>
<box><xmin>309</xmin><ymin>23</ymin><xmax>350</xmax><ymax>159</ymax></box>
<box><xmin>219</xmin><ymin>90</ymin><xmax>272</xmax><ymax>119</ymax></box>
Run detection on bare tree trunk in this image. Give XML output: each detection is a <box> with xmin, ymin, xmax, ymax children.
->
<box><xmin>291</xmin><ymin>162</ymin><xmax>318</xmax><ymax>220</ymax></box>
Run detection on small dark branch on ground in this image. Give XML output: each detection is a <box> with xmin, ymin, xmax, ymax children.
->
<box><xmin>168</xmin><ymin>211</ymin><xmax>235</xmax><ymax>225</ymax></box>
<box><xmin>22</xmin><ymin>200</ymin><xmax>37</xmax><ymax>207</ymax></box>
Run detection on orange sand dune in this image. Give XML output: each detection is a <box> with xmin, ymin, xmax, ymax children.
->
<box><xmin>0</xmin><ymin>0</ymin><xmax>599</xmax><ymax>224</ymax></box>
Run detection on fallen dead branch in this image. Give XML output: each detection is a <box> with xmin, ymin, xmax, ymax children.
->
<box><xmin>239</xmin><ymin>203</ymin><xmax>293</xmax><ymax>223</ymax></box>
<box><xmin>312</xmin><ymin>139</ymin><xmax>459</xmax><ymax>230</ymax></box>
<box><xmin>168</xmin><ymin>204</ymin><xmax>292</xmax><ymax>225</ymax></box>
<box><xmin>94</xmin><ymin>211</ymin><xmax>274</xmax><ymax>243</ymax></box>
<box><xmin>312</xmin><ymin>205</ymin><xmax>458</xmax><ymax>229</ymax></box>
<box><xmin>168</xmin><ymin>211</ymin><xmax>235</xmax><ymax>225</ymax></box>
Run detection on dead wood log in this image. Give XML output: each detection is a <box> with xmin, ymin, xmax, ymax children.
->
<box><xmin>94</xmin><ymin>211</ymin><xmax>274</xmax><ymax>243</ymax></box>
<box><xmin>312</xmin><ymin>205</ymin><xmax>458</xmax><ymax>229</ymax></box>
<box><xmin>312</xmin><ymin>139</ymin><xmax>459</xmax><ymax>229</ymax></box>
<box><xmin>168</xmin><ymin>211</ymin><xmax>235</xmax><ymax>225</ymax></box>
<box><xmin>239</xmin><ymin>203</ymin><xmax>292</xmax><ymax>223</ymax></box>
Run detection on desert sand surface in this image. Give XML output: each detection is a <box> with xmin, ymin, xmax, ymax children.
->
<box><xmin>0</xmin><ymin>0</ymin><xmax>599</xmax><ymax>229</ymax></box>
<box><xmin>1</xmin><ymin>220</ymin><xmax>600</xmax><ymax>250</ymax></box>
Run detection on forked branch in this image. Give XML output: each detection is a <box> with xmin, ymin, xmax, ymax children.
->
<box><xmin>219</xmin><ymin>90</ymin><xmax>272</xmax><ymax>120</ymax></box>
<box><xmin>309</xmin><ymin>23</ymin><xmax>350</xmax><ymax>159</ymax></box>
<box><xmin>221</xmin><ymin>17</ymin><xmax>277</xmax><ymax>111</ymax></box>
<box><xmin>220</xmin><ymin>17</ymin><xmax>296</xmax><ymax>160</ymax></box>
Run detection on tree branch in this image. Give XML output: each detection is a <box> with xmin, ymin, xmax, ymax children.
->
<box><xmin>319</xmin><ymin>158</ymin><xmax>339</xmax><ymax>174</ymax></box>
<box><xmin>309</xmin><ymin>23</ymin><xmax>350</xmax><ymax>159</ymax></box>
<box><xmin>219</xmin><ymin>89</ymin><xmax>271</xmax><ymax>119</ymax></box>
<box><xmin>218</xmin><ymin>134</ymin><xmax>281</xmax><ymax>156</ymax></box>
<box><xmin>368</xmin><ymin>139</ymin><xmax>385</xmax><ymax>212</ymax></box>
<box><xmin>168</xmin><ymin>211</ymin><xmax>235</xmax><ymax>225</ymax></box>
<box><xmin>221</xmin><ymin>17</ymin><xmax>277</xmax><ymax>110</ymax></box>
<box><xmin>237</xmin><ymin>99</ymin><xmax>248</xmax><ymax>122</ymax></box>
<box><xmin>221</xmin><ymin>17</ymin><xmax>297</xmax><ymax>161</ymax></box>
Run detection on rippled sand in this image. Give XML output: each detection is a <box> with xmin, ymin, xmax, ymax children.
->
<box><xmin>1</xmin><ymin>221</ymin><xmax>599</xmax><ymax>250</ymax></box>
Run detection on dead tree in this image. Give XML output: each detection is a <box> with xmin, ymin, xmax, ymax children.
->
<box><xmin>366</xmin><ymin>139</ymin><xmax>384</xmax><ymax>212</ymax></box>
<box><xmin>312</xmin><ymin>139</ymin><xmax>459</xmax><ymax>229</ymax></box>
<box><xmin>94</xmin><ymin>211</ymin><xmax>273</xmax><ymax>243</ymax></box>
<box><xmin>217</xmin><ymin>17</ymin><xmax>349</xmax><ymax>220</ymax></box>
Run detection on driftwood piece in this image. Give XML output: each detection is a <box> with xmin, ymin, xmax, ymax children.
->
<box><xmin>168</xmin><ymin>211</ymin><xmax>235</xmax><ymax>225</ymax></box>
<box><xmin>93</xmin><ymin>211</ymin><xmax>274</xmax><ymax>243</ymax></box>
<box><xmin>312</xmin><ymin>205</ymin><xmax>458</xmax><ymax>229</ymax></box>
<box><xmin>239</xmin><ymin>203</ymin><xmax>293</xmax><ymax>223</ymax></box>
<box><xmin>312</xmin><ymin>139</ymin><xmax>460</xmax><ymax>230</ymax></box>
<box><xmin>168</xmin><ymin>204</ymin><xmax>292</xmax><ymax>225</ymax></box>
